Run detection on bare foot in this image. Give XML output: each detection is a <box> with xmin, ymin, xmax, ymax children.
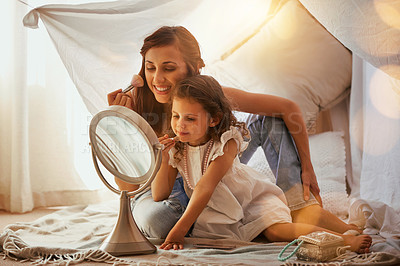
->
<box><xmin>342</xmin><ymin>235</ymin><xmax>372</xmax><ymax>253</ymax></box>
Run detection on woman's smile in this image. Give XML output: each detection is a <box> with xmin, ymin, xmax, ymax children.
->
<box><xmin>144</xmin><ymin>45</ymin><xmax>188</xmax><ymax>103</ymax></box>
<box><xmin>153</xmin><ymin>85</ymin><xmax>171</xmax><ymax>94</ymax></box>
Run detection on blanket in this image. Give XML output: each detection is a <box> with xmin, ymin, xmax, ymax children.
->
<box><xmin>0</xmin><ymin>200</ymin><xmax>287</xmax><ymax>265</ymax></box>
<box><xmin>1</xmin><ymin>200</ymin><xmax>400</xmax><ymax>265</ymax></box>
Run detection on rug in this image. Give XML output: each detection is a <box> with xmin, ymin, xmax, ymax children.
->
<box><xmin>1</xmin><ymin>200</ymin><xmax>400</xmax><ymax>265</ymax></box>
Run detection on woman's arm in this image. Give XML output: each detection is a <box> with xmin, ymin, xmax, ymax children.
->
<box><xmin>160</xmin><ymin>139</ymin><xmax>237</xmax><ymax>250</ymax></box>
<box><xmin>222</xmin><ymin>86</ymin><xmax>321</xmax><ymax>204</ymax></box>
<box><xmin>107</xmin><ymin>76</ymin><xmax>145</xmax><ymax>191</ymax></box>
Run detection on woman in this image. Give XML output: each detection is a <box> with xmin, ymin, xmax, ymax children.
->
<box><xmin>107</xmin><ymin>26</ymin><xmax>360</xmax><ymax>239</ymax></box>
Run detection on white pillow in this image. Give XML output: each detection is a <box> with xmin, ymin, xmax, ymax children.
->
<box><xmin>247</xmin><ymin>131</ymin><xmax>349</xmax><ymax>218</ymax></box>
<box><xmin>309</xmin><ymin>131</ymin><xmax>349</xmax><ymax>219</ymax></box>
<box><xmin>205</xmin><ymin>0</ymin><xmax>352</xmax><ymax>131</ymax></box>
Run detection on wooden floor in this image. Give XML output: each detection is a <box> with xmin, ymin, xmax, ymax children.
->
<box><xmin>0</xmin><ymin>207</ymin><xmax>61</xmax><ymax>231</ymax></box>
<box><xmin>0</xmin><ymin>207</ymin><xmax>62</xmax><ymax>265</ymax></box>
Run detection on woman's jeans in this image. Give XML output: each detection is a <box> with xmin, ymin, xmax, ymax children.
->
<box><xmin>132</xmin><ymin>115</ymin><xmax>318</xmax><ymax>239</ymax></box>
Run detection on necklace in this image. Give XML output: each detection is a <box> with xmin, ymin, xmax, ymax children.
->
<box><xmin>182</xmin><ymin>139</ymin><xmax>214</xmax><ymax>190</ymax></box>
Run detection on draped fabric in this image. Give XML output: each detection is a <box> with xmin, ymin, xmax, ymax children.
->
<box><xmin>0</xmin><ymin>0</ymin><xmax>115</xmax><ymax>213</ymax></box>
<box><xmin>22</xmin><ymin>0</ymin><xmax>272</xmax><ymax>115</ymax></box>
<box><xmin>299</xmin><ymin>0</ymin><xmax>400</xmax><ymax>210</ymax></box>
<box><xmin>298</xmin><ymin>0</ymin><xmax>400</xmax><ymax>80</ymax></box>
<box><xmin>349</xmin><ymin>56</ymin><xmax>400</xmax><ymax>209</ymax></box>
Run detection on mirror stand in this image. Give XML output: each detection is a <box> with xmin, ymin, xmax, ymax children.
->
<box><xmin>89</xmin><ymin>106</ymin><xmax>163</xmax><ymax>256</ymax></box>
<box><xmin>90</xmin><ymin>143</ymin><xmax>162</xmax><ymax>256</ymax></box>
<box><xmin>100</xmin><ymin>190</ymin><xmax>156</xmax><ymax>256</ymax></box>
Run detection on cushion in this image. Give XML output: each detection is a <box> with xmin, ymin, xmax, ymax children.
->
<box><xmin>247</xmin><ymin>131</ymin><xmax>349</xmax><ymax>219</ymax></box>
<box><xmin>205</xmin><ymin>0</ymin><xmax>352</xmax><ymax>131</ymax></box>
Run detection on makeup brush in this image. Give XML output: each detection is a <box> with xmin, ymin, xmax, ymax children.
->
<box><xmin>122</xmin><ymin>75</ymin><xmax>144</xmax><ymax>93</ymax></box>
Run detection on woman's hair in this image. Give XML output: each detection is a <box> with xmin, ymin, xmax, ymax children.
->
<box><xmin>133</xmin><ymin>26</ymin><xmax>205</xmax><ymax>136</ymax></box>
<box><xmin>171</xmin><ymin>75</ymin><xmax>249</xmax><ymax>160</ymax></box>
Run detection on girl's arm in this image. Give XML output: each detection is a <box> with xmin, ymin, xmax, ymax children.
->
<box><xmin>222</xmin><ymin>86</ymin><xmax>321</xmax><ymax>204</ymax></box>
<box><xmin>151</xmin><ymin>135</ymin><xmax>178</xmax><ymax>201</ymax></box>
<box><xmin>151</xmin><ymin>164</ymin><xmax>177</xmax><ymax>201</ymax></box>
<box><xmin>160</xmin><ymin>139</ymin><xmax>238</xmax><ymax>250</ymax></box>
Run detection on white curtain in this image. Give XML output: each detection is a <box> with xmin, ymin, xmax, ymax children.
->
<box><xmin>0</xmin><ymin>1</ymin><xmax>115</xmax><ymax>213</ymax></box>
<box><xmin>299</xmin><ymin>0</ymin><xmax>400</xmax><ymax>210</ymax></box>
<box><xmin>349</xmin><ymin>55</ymin><xmax>400</xmax><ymax>210</ymax></box>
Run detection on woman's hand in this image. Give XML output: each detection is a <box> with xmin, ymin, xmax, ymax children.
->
<box><xmin>159</xmin><ymin>228</ymin><xmax>185</xmax><ymax>250</ymax></box>
<box><xmin>301</xmin><ymin>167</ymin><xmax>323</xmax><ymax>207</ymax></box>
<box><xmin>107</xmin><ymin>75</ymin><xmax>144</xmax><ymax>109</ymax></box>
<box><xmin>107</xmin><ymin>89</ymin><xmax>133</xmax><ymax>109</ymax></box>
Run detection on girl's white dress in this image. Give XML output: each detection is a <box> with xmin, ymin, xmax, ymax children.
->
<box><xmin>169</xmin><ymin>126</ymin><xmax>292</xmax><ymax>241</ymax></box>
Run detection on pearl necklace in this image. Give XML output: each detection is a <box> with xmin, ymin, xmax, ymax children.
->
<box><xmin>182</xmin><ymin>139</ymin><xmax>214</xmax><ymax>190</ymax></box>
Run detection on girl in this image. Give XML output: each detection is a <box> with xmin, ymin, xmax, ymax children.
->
<box><xmin>154</xmin><ymin>75</ymin><xmax>371</xmax><ymax>252</ymax></box>
<box><xmin>108</xmin><ymin>26</ymin><xmax>360</xmax><ymax>239</ymax></box>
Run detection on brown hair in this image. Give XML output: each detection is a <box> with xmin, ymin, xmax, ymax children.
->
<box><xmin>171</xmin><ymin>75</ymin><xmax>249</xmax><ymax>160</ymax></box>
<box><xmin>133</xmin><ymin>26</ymin><xmax>205</xmax><ymax>136</ymax></box>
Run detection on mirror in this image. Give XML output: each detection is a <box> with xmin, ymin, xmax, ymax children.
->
<box><xmin>89</xmin><ymin>105</ymin><xmax>162</xmax><ymax>256</ymax></box>
<box><xmin>94</xmin><ymin>115</ymin><xmax>152</xmax><ymax>181</ymax></box>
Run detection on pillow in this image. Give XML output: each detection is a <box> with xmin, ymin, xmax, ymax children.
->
<box><xmin>247</xmin><ymin>131</ymin><xmax>349</xmax><ymax>219</ymax></box>
<box><xmin>308</xmin><ymin>131</ymin><xmax>349</xmax><ymax>219</ymax></box>
<box><xmin>204</xmin><ymin>0</ymin><xmax>352</xmax><ymax>131</ymax></box>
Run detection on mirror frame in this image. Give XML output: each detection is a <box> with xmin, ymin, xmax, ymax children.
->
<box><xmin>89</xmin><ymin>105</ymin><xmax>162</xmax><ymax>189</ymax></box>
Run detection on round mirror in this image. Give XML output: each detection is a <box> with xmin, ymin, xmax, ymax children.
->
<box><xmin>89</xmin><ymin>105</ymin><xmax>162</xmax><ymax>256</ymax></box>
<box><xmin>89</xmin><ymin>105</ymin><xmax>162</xmax><ymax>194</ymax></box>
<box><xmin>95</xmin><ymin>115</ymin><xmax>152</xmax><ymax>179</ymax></box>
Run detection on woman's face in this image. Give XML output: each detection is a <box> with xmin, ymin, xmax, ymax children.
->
<box><xmin>144</xmin><ymin>45</ymin><xmax>189</xmax><ymax>104</ymax></box>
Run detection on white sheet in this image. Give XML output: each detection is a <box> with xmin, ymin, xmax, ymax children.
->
<box><xmin>298</xmin><ymin>0</ymin><xmax>400</xmax><ymax>80</ymax></box>
<box><xmin>23</xmin><ymin>0</ymin><xmax>272</xmax><ymax>115</ymax></box>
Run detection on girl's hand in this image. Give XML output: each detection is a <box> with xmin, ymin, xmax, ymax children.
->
<box><xmin>159</xmin><ymin>230</ymin><xmax>185</xmax><ymax>250</ymax></box>
<box><xmin>158</xmin><ymin>134</ymin><xmax>178</xmax><ymax>164</ymax></box>
<box><xmin>107</xmin><ymin>75</ymin><xmax>144</xmax><ymax>109</ymax></box>
<box><xmin>301</xmin><ymin>169</ymin><xmax>323</xmax><ymax>207</ymax></box>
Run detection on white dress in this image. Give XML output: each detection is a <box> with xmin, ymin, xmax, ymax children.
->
<box><xmin>169</xmin><ymin>126</ymin><xmax>292</xmax><ymax>241</ymax></box>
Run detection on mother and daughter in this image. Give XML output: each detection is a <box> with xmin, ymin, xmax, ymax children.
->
<box><xmin>107</xmin><ymin>26</ymin><xmax>371</xmax><ymax>253</ymax></box>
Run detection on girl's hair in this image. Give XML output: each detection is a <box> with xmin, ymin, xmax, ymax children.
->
<box><xmin>133</xmin><ymin>26</ymin><xmax>205</xmax><ymax>136</ymax></box>
<box><xmin>171</xmin><ymin>75</ymin><xmax>249</xmax><ymax>160</ymax></box>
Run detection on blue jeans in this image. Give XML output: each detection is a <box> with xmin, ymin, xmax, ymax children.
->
<box><xmin>132</xmin><ymin>115</ymin><xmax>317</xmax><ymax>239</ymax></box>
<box><xmin>132</xmin><ymin>175</ymin><xmax>189</xmax><ymax>239</ymax></box>
<box><xmin>239</xmin><ymin>115</ymin><xmax>318</xmax><ymax>210</ymax></box>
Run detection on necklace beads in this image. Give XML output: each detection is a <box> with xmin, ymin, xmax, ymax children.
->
<box><xmin>182</xmin><ymin>140</ymin><xmax>214</xmax><ymax>190</ymax></box>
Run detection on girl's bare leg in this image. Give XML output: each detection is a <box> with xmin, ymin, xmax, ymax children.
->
<box><xmin>291</xmin><ymin>204</ymin><xmax>362</xmax><ymax>234</ymax></box>
<box><xmin>263</xmin><ymin>223</ymin><xmax>371</xmax><ymax>253</ymax></box>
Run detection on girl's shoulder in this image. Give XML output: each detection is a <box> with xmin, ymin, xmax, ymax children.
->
<box><xmin>211</xmin><ymin>126</ymin><xmax>249</xmax><ymax>161</ymax></box>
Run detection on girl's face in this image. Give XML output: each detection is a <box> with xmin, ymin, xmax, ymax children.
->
<box><xmin>144</xmin><ymin>45</ymin><xmax>189</xmax><ymax>104</ymax></box>
<box><xmin>171</xmin><ymin>97</ymin><xmax>217</xmax><ymax>146</ymax></box>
